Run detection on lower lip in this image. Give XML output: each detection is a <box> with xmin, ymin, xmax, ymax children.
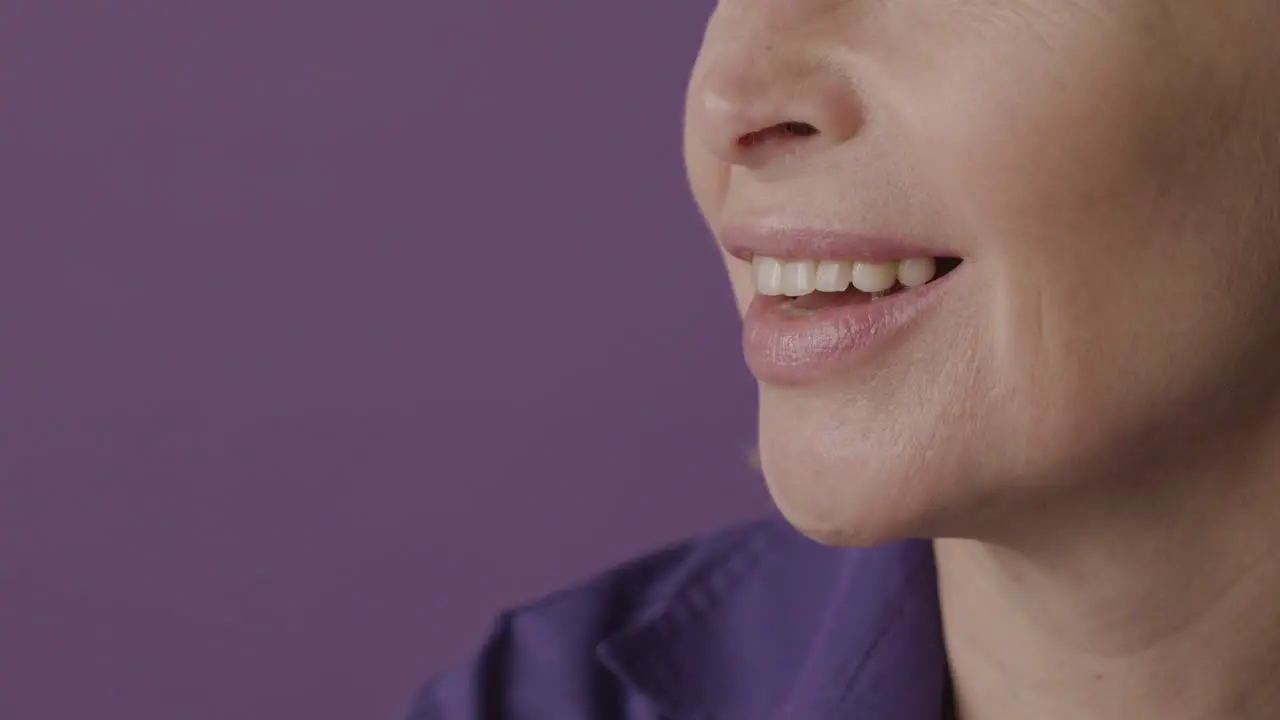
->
<box><xmin>742</xmin><ymin>264</ymin><xmax>964</xmax><ymax>385</ymax></box>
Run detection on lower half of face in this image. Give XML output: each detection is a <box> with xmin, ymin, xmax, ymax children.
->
<box><xmin>687</xmin><ymin>0</ymin><xmax>1280</xmax><ymax>545</ymax></box>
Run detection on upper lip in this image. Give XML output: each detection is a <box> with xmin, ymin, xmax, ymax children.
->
<box><xmin>718</xmin><ymin>223</ymin><xmax>962</xmax><ymax>264</ymax></box>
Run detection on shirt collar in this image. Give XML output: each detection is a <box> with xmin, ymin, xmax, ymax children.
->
<box><xmin>597</xmin><ymin>521</ymin><xmax>950</xmax><ymax>720</ymax></box>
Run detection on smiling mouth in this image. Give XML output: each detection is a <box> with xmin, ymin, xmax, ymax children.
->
<box><xmin>752</xmin><ymin>255</ymin><xmax>965</xmax><ymax>314</ymax></box>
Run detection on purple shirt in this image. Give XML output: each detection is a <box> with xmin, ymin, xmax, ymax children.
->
<box><xmin>407</xmin><ymin>517</ymin><xmax>954</xmax><ymax>719</ymax></box>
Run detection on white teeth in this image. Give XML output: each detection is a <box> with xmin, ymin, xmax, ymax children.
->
<box><xmin>814</xmin><ymin>261</ymin><xmax>853</xmax><ymax>292</ymax></box>
<box><xmin>850</xmin><ymin>262</ymin><xmax>898</xmax><ymax>293</ymax></box>
<box><xmin>781</xmin><ymin>260</ymin><xmax>819</xmax><ymax>296</ymax></box>
<box><xmin>897</xmin><ymin>257</ymin><xmax>937</xmax><ymax>288</ymax></box>
<box><xmin>753</xmin><ymin>257</ymin><xmax>786</xmax><ymax>296</ymax></box>
<box><xmin>752</xmin><ymin>255</ymin><xmax>950</xmax><ymax>297</ymax></box>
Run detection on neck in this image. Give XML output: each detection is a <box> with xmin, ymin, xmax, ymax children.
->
<box><xmin>936</xmin><ymin>419</ymin><xmax>1280</xmax><ymax>720</ymax></box>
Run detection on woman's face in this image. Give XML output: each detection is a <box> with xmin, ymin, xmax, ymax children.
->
<box><xmin>684</xmin><ymin>0</ymin><xmax>1280</xmax><ymax>544</ymax></box>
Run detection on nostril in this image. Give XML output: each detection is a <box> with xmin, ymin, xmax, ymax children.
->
<box><xmin>738</xmin><ymin>121</ymin><xmax>819</xmax><ymax>149</ymax></box>
<box><xmin>779</xmin><ymin>121</ymin><xmax>819</xmax><ymax>137</ymax></box>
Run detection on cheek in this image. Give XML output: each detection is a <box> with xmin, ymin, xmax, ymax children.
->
<box><xmin>905</xmin><ymin>19</ymin><xmax>1280</xmax><ymax>471</ymax></box>
<box><xmin>895</xmin><ymin>19</ymin><xmax>1195</xmax><ymax>342</ymax></box>
<box><xmin>907</xmin><ymin>43</ymin><xmax>1140</xmax><ymax>242</ymax></box>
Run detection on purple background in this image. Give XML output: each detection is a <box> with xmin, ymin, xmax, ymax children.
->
<box><xmin>0</xmin><ymin>2</ymin><xmax>770</xmax><ymax>718</ymax></box>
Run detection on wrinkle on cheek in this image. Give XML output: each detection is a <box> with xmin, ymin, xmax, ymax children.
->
<box><xmin>1022</xmin><ymin>277</ymin><xmax>1050</xmax><ymax>385</ymax></box>
<box><xmin>989</xmin><ymin>268</ymin><xmax>1052</xmax><ymax>419</ymax></box>
<box><xmin>921</xmin><ymin>316</ymin><xmax>988</xmax><ymax>474</ymax></box>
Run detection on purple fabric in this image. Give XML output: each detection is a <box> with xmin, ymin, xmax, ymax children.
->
<box><xmin>408</xmin><ymin>517</ymin><xmax>952</xmax><ymax>719</ymax></box>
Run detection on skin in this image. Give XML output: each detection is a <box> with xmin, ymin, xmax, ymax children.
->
<box><xmin>683</xmin><ymin>1</ymin><xmax>1280</xmax><ymax>718</ymax></box>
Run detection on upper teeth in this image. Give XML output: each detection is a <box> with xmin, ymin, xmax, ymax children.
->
<box><xmin>753</xmin><ymin>256</ymin><xmax>939</xmax><ymax>296</ymax></box>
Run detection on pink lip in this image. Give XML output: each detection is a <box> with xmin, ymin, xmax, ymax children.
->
<box><xmin>742</xmin><ymin>266</ymin><xmax>963</xmax><ymax>385</ymax></box>
<box><xmin>719</xmin><ymin>225</ymin><xmax>961</xmax><ymax>264</ymax></box>
<box><xmin>723</xmin><ymin>225</ymin><xmax>968</xmax><ymax>385</ymax></box>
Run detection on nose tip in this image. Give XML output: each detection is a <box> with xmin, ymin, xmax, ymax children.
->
<box><xmin>688</xmin><ymin>51</ymin><xmax>864</xmax><ymax>169</ymax></box>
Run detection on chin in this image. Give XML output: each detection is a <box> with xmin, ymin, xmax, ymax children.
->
<box><xmin>757</xmin><ymin>433</ymin><xmax>956</xmax><ymax>548</ymax></box>
<box><xmin>753</xmin><ymin>374</ymin><xmax>991</xmax><ymax>546</ymax></box>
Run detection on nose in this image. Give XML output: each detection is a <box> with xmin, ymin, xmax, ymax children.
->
<box><xmin>687</xmin><ymin>12</ymin><xmax>865</xmax><ymax>170</ymax></box>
